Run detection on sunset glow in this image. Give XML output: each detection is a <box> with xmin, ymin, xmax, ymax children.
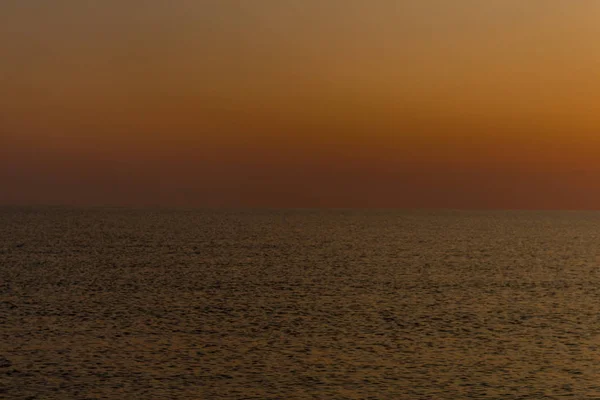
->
<box><xmin>2</xmin><ymin>1</ymin><xmax>600</xmax><ymax>208</ymax></box>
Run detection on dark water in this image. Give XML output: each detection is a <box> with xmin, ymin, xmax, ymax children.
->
<box><xmin>2</xmin><ymin>208</ymin><xmax>600</xmax><ymax>399</ymax></box>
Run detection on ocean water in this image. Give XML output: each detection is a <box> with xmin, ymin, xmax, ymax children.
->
<box><xmin>2</xmin><ymin>208</ymin><xmax>600</xmax><ymax>399</ymax></box>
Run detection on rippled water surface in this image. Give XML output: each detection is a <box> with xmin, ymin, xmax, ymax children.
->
<box><xmin>2</xmin><ymin>208</ymin><xmax>600</xmax><ymax>399</ymax></box>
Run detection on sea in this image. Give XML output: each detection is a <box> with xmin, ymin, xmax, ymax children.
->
<box><xmin>2</xmin><ymin>207</ymin><xmax>600</xmax><ymax>399</ymax></box>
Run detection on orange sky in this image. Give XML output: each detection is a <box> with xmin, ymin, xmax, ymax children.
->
<box><xmin>2</xmin><ymin>1</ymin><xmax>600</xmax><ymax>208</ymax></box>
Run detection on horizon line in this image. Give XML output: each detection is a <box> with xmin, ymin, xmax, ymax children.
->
<box><xmin>1</xmin><ymin>204</ymin><xmax>599</xmax><ymax>213</ymax></box>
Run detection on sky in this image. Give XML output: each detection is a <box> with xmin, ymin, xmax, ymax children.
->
<box><xmin>2</xmin><ymin>1</ymin><xmax>600</xmax><ymax>209</ymax></box>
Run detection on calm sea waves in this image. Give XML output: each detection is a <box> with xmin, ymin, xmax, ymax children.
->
<box><xmin>2</xmin><ymin>207</ymin><xmax>600</xmax><ymax>399</ymax></box>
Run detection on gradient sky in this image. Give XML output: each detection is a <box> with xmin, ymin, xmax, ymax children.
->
<box><xmin>2</xmin><ymin>1</ymin><xmax>600</xmax><ymax>208</ymax></box>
